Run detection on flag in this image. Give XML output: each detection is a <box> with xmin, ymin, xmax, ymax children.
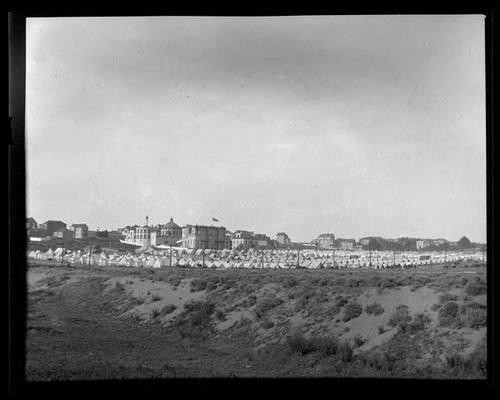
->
<box><xmin>212</xmin><ymin>217</ymin><xmax>219</xmax><ymax>222</ymax></box>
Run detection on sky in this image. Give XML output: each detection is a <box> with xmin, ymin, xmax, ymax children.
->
<box><xmin>25</xmin><ymin>15</ymin><xmax>486</xmax><ymax>243</ymax></box>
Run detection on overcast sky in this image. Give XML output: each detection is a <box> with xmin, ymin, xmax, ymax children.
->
<box><xmin>26</xmin><ymin>15</ymin><xmax>486</xmax><ymax>243</ymax></box>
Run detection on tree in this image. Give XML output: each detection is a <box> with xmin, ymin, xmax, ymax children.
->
<box><xmin>367</xmin><ymin>238</ymin><xmax>382</xmax><ymax>251</ymax></box>
<box><xmin>457</xmin><ymin>236</ymin><xmax>472</xmax><ymax>249</ymax></box>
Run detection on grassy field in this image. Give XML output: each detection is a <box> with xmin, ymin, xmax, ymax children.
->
<box><xmin>26</xmin><ymin>262</ymin><xmax>487</xmax><ymax>380</ymax></box>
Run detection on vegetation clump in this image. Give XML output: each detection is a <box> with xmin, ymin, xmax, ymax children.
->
<box><xmin>365</xmin><ymin>302</ymin><xmax>385</xmax><ymax>316</ymax></box>
<box><xmin>342</xmin><ymin>301</ymin><xmax>363</xmax><ymax>322</ymax></box>
<box><xmin>254</xmin><ymin>297</ymin><xmax>284</xmax><ymax>319</ymax></box>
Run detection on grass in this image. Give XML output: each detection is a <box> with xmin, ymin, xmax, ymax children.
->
<box><xmin>26</xmin><ymin>264</ymin><xmax>487</xmax><ymax>380</ymax></box>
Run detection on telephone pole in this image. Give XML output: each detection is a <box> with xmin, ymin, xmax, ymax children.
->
<box><xmin>61</xmin><ymin>240</ymin><xmax>66</xmax><ymax>267</ymax></box>
<box><xmin>88</xmin><ymin>237</ymin><xmax>93</xmax><ymax>268</ymax></box>
<box><xmin>296</xmin><ymin>249</ymin><xmax>300</xmax><ymax>268</ymax></box>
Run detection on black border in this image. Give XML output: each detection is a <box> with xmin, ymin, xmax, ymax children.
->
<box><xmin>7</xmin><ymin>3</ymin><xmax>497</xmax><ymax>397</ymax></box>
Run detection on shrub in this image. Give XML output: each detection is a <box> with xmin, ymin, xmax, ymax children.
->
<box><xmin>190</xmin><ymin>278</ymin><xmax>208</xmax><ymax>292</ymax></box>
<box><xmin>206</xmin><ymin>282</ymin><xmax>217</xmax><ymax>292</ymax></box>
<box><xmin>174</xmin><ymin>300</ymin><xmax>216</xmax><ymax>340</ymax></box>
<box><xmin>282</xmin><ymin>277</ymin><xmax>299</xmax><ymax>288</ymax></box>
<box><xmin>286</xmin><ymin>332</ymin><xmax>315</xmax><ymax>355</ymax></box>
<box><xmin>168</xmin><ymin>276</ymin><xmax>182</xmax><ymax>287</ymax></box>
<box><xmin>459</xmin><ymin>302</ymin><xmax>487</xmax><ymax>329</ymax></box>
<box><xmin>464</xmin><ymin>281</ymin><xmax>487</xmax><ymax>296</ymax></box>
<box><xmin>151</xmin><ymin>308</ymin><xmax>161</xmax><ymax>319</ymax></box>
<box><xmin>438</xmin><ymin>301</ymin><xmax>459</xmax><ymax>327</ymax></box>
<box><xmin>342</xmin><ymin>301</ymin><xmax>363</xmax><ymax>322</ymax></box>
<box><xmin>406</xmin><ymin>312</ymin><xmax>432</xmax><ymax>334</ymax></box>
<box><xmin>151</xmin><ymin>294</ymin><xmax>162</xmax><ymax>302</ymax></box>
<box><xmin>378</xmin><ymin>324</ymin><xmax>387</xmax><ymax>335</ymax></box>
<box><xmin>162</xmin><ymin>304</ymin><xmax>177</xmax><ymax>315</ymax></box>
<box><xmin>365</xmin><ymin>302</ymin><xmax>385</xmax><ymax>316</ymax></box>
<box><xmin>438</xmin><ymin>293</ymin><xmax>459</xmax><ymax>303</ymax></box>
<box><xmin>388</xmin><ymin>305</ymin><xmax>412</xmax><ymax>330</ymax></box>
<box><xmin>261</xmin><ymin>319</ymin><xmax>275</xmax><ymax>329</ymax></box>
<box><xmin>338</xmin><ymin>341</ymin><xmax>354</xmax><ymax>362</ymax></box>
<box><xmin>294</xmin><ymin>295</ymin><xmax>309</xmax><ymax>312</ymax></box>
<box><xmin>286</xmin><ymin>332</ymin><xmax>340</xmax><ymax>357</ymax></box>
<box><xmin>129</xmin><ymin>312</ymin><xmax>142</xmax><ymax>322</ymax></box>
<box><xmin>214</xmin><ymin>309</ymin><xmax>226</xmax><ymax>321</ymax></box>
<box><xmin>254</xmin><ymin>297</ymin><xmax>283</xmax><ymax>319</ymax></box>
<box><xmin>353</xmin><ymin>334</ymin><xmax>366</xmax><ymax>347</ymax></box>
<box><xmin>430</xmin><ymin>303</ymin><xmax>442</xmax><ymax>312</ymax></box>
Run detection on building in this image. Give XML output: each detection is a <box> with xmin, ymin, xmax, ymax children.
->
<box><xmin>150</xmin><ymin>217</ymin><xmax>183</xmax><ymax>246</ymax></box>
<box><xmin>40</xmin><ymin>220</ymin><xmax>66</xmax><ymax>236</ymax></box>
<box><xmin>53</xmin><ymin>228</ymin><xmax>73</xmax><ymax>240</ymax></box>
<box><xmin>338</xmin><ymin>239</ymin><xmax>356</xmax><ymax>250</ymax></box>
<box><xmin>416</xmin><ymin>239</ymin><xmax>431</xmax><ymax>250</ymax></box>
<box><xmin>276</xmin><ymin>232</ymin><xmax>291</xmax><ymax>245</ymax></box>
<box><xmin>71</xmin><ymin>223</ymin><xmax>89</xmax><ymax>239</ymax></box>
<box><xmin>231</xmin><ymin>230</ymin><xmax>259</xmax><ymax>250</ymax></box>
<box><xmin>255</xmin><ymin>233</ymin><xmax>273</xmax><ymax>248</ymax></box>
<box><xmin>26</xmin><ymin>217</ymin><xmax>38</xmax><ymax>231</ymax></box>
<box><xmin>182</xmin><ymin>225</ymin><xmax>231</xmax><ymax>250</ymax></box>
<box><xmin>314</xmin><ymin>233</ymin><xmax>336</xmax><ymax>249</ymax></box>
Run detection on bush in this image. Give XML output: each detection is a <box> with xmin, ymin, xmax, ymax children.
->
<box><xmin>430</xmin><ymin>303</ymin><xmax>442</xmax><ymax>312</ymax></box>
<box><xmin>261</xmin><ymin>319</ymin><xmax>275</xmax><ymax>329</ymax></box>
<box><xmin>438</xmin><ymin>301</ymin><xmax>459</xmax><ymax>327</ymax></box>
<box><xmin>365</xmin><ymin>302</ymin><xmax>385</xmax><ymax>316</ymax></box>
<box><xmin>151</xmin><ymin>308</ymin><xmax>161</xmax><ymax>319</ymax></box>
<box><xmin>338</xmin><ymin>341</ymin><xmax>354</xmax><ymax>362</ymax></box>
<box><xmin>438</xmin><ymin>293</ymin><xmax>459</xmax><ymax>303</ymax></box>
<box><xmin>286</xmin><ymin>332</ymin><xmax>340</xmax><ymax>357</ymax></box>
<box><xmin>377</xmin><ymin>324</ymin><xmax>387</xmax><ymax>335</ymax></box>
<box><xmin>406</xmin><ymin>312</ymin><xmax>432</xmax><ymax>334</ymax></box>
<box><xmin>168</xmin><ymin>276</ymin><xmax>182</xmax><ymax>287</ymax></box>
<box><xmin>282</xmin><ymin>277</ymin><xmax>299</xmax><ymax>288</ymax></box>
<box><xmin>353</xmin><ymin>334</ymin><xmax>366</xmax><ymax>347</ymax></box>
<box><xmin>214</xmin><ymin>309</ymin><xmax>226</xmax><ymax>321</ymax></box>
<box><xmin>387</xmin><ymin>305</ymin><xmax>412</xmax><ymax>330</ymax></box>
<box><xmin>464</xmin><ymin>281</ymin><xmax>487</xmax><ymax>296</ymax></box>
<box><xmin>162</xmin><ymin>304</ymin><xmax>177</xmax><ymax>315</ymax></box>
<box><xmin>206</xmin><ymin>282</ymin><xmax>217</xmax><ymax>291</ymax></box>
<box><xmin>151</xmin><ymin>294</ymin><xmax>162</xmax><ymax>302</ymax></box>
<box><xmin>459</xmin><ymin>302</ymin><xmax>487</xmax><ymax>328</ymax></box>
<box><xmin>342</xmin><ymin>301</ymin><xmax>363</xmax><ymax>322</ymax></box>
<box><xmin>190</xmin><ymin>278</ymin><xmax>208</xmax><ymax>292</ymax></box>
<box><xmin>254</xmin><ymin>297</ymin><xmax>284</xmax><ymax>319</ymax></box>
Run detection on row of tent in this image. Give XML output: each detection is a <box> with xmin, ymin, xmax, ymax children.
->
<box><xmin>27</xmin><ymin>248</ymin><xmax>485</xmax><ymax>269</ymax></box>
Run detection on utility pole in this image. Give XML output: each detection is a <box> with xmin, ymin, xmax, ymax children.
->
<box><xmin>296</xmin><ymin>249</ymin><xmax>300</xmax><ymax>268</ymax></box>
<box><xmin>369</xmin><ymin>249</ymin><xmax>372</xmax><ymax>268</ymax></box>
<box><xmin>393</xmin><ymin>251</ymin><xmax>395</xmax><ymax>267</ymax></box>
<box><xmin>202</xmin><ymin>249</ymin><xmax>205</xmax><ymax>268</ymax></box>
<box><xmin>88</xmin><ymin>237</ymin><xmax>93</xmax><ymax>268</ymax></box>
<box><xmin>170</xmin><ymin>245</ymin><xmax>172</xmax><ymax>267</ymax></box>
<box><xmin>261</xmin><ymin>249</ymin><xmax>264</xmax><ymax>269</ymax></box>
<box><xmin>333</xmin><ymin>247</ymin><xmax>335</xmax><ymax>268</ymax></box>
<box><xmin>61</xmin><ymin>240</ymin><xmax>65</xmax><ymax>267</ymax></box>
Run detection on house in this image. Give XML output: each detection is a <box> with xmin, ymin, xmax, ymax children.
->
<box><xmin>151</xmin><ymin>217</ymin><xmax>182</xmax><ymax>246</ymax></box>
<box><xmin>182</xmin><ymin>225</ymin><xmax>231</xmax><ymax>250</ymax></box>
<box><xmin>416</xmin><ymin>239</ymin><xmax>431</xmax><ymax>250</ymax></box>
<box><xmin>255</xmin><ymin>233</ymin><xmax>273</xmax><ymax>248</ymax></box>
<box><xmin>314</xmin><ymin>233</ymin><xmax>336</xmax><ymax>249</ymax></box>
<box><xmin>71</xmin><ymin>223</ymin><xmax>89</xmax><ymax>239</ymax></box>
<box><xmin>40</xmin><ymin>220</ymin><xmax>66</xmax><ymax>236</ymax></box>
<box><xmin>26</xmin><ymin>217</ymin><xmax>38</xmax><ymax>230</ymax></box>
<box><xmin>276</xmin><ymin>232</ymin><xmax>291</xmax><ymax>245</ymax></box>
<box><xmin>231</xmin><ymin>230</ymin><xmax>259</xmax><ymax>250</ymax></box>
<box><xmin>53</xmin><ymin>228</ymin><xmax>73</xmax><ymax>240</ymax></box>
<box><xmin>338</xmin><ymin>239</ymin><xmax>356</xmax><ymax>250</ymax></box>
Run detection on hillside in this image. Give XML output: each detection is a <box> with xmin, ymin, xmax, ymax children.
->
<box><xmin>26</xmin><ymin>263</ymin><xmax>487</xmax><ymax>380</ymax></box>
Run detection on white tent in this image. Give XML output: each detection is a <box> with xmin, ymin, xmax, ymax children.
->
<box><xmin>45</xmin><ymin>248</ymin><xmax>54</xmax><ymax>260</ymax></box>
